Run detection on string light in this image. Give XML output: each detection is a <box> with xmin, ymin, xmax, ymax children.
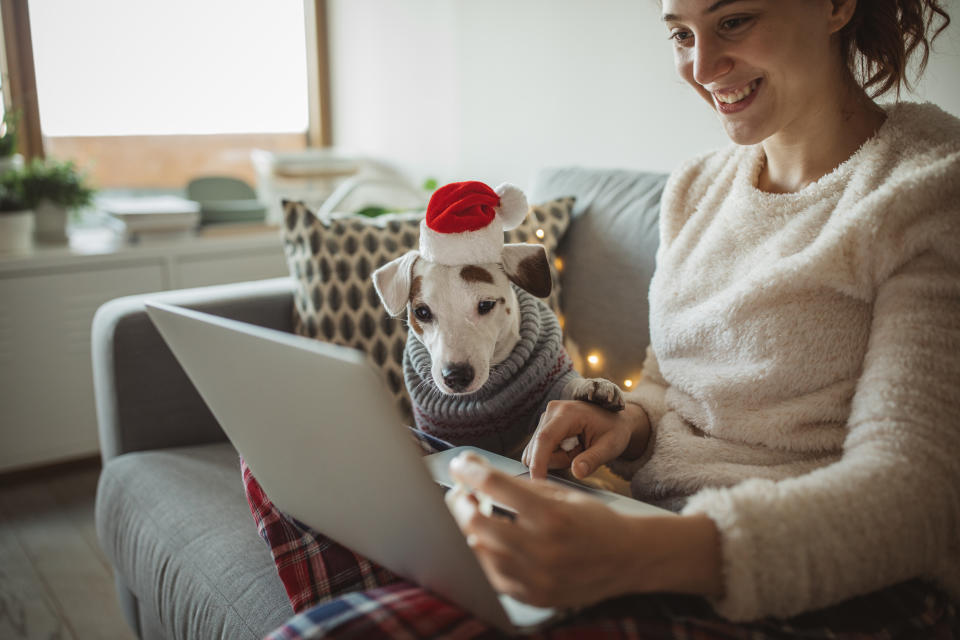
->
<box><xmin>535</xmin><ymin>228</ymin><xmax>546</xmax><ymax>239</ymax></box>
<box><xmin>554</xmin><ymin>257</ymin><xmax>564</xmax><ymax>272</ymax></box>
<box><xmin>623</xmin><ymin>379</ymin><xmax>633</xmax><ymax>388</ymax></box>
<box><xmin>586</xmin><ymin>352</ymin><xmax>601</xmax><ymax>368</ymax></box>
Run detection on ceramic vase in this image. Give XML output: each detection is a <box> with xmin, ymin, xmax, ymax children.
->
<box><xmin>0</xmin><ymin>209</ymin><xmax>35</xmax><ymax>253</ymax></box>
<box><xmin>33</xmin><ymin>199</ymin><xmax>69</xmax><ymax>244</ymax></box>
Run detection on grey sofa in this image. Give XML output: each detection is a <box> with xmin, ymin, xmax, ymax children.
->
<box><xmin>92</xmin><ymin>167</ymin><xmax>668</xmax><ymax>639</ymax></box>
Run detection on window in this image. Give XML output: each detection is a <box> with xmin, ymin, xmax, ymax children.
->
<box><xmin>3</xmin><ymin>0</ymin><xmax>330</xmax><ymax>189</ymax></box>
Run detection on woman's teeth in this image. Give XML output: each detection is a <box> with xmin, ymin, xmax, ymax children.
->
<box><xmin>715</xmin><ymin>80</ymin><xmax>759</xmax><ymax>104</ymax></box>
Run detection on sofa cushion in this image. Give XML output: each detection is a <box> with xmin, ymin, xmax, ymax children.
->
<box><xmin>281</xmin><ymin>197</ymin><xmax>573</xmax><ymax>421</ymax></box>
<box><xmin>95</xmin><ymin>442</ymin><xmax>293</xmax><ymax>640</ymax></box>
<box><xmin>529</xmin><ymin>168</ymin><xmax>668</xmax><ymax>388</ymax></box>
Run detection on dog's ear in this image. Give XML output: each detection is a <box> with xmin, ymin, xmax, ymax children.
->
<box><xmin>501</xmin><ymin>243</ymin><xmax>552</xmax><ymax>298</ymax></box>
<box><xmin>372</xmin><ymin>250</ymin><xmax>420</xmax><ymax>316</ymax></box>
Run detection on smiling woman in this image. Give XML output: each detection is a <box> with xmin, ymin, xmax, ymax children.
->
<box><xmin>660</xmin><ymin>0</ymin><xmax>950</xmax><ymax>192</ymax></box>
<box><xmin>438</xmin><ymin>0</ymin><xmax>960</xmax><ymax>634</ymax></box>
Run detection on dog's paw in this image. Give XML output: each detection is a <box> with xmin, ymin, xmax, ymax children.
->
<box><xmin>564</xmin><ymin>377</ymin><xmax>625</xmax><ymax>412</ymax></box>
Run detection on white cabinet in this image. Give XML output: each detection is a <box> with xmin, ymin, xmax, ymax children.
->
<box><xmin>0</xmin><ymin>227</ymin><xmax>288</xmax><ymax>472</ymax></box>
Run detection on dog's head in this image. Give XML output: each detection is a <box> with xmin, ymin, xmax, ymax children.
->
<box><xmin>372</xmin><ymin>243</ymin><xmax>551</xmax><ymax>394</ymax></box>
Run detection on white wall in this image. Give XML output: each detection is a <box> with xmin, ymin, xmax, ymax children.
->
<box><xmin>328</xmin><ymin>0</ymin><xmax>960</xmax><ymax>189</ymax></box>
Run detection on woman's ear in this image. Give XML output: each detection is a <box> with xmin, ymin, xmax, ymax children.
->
<box><xmin>828</xmin><ymin>0</ymin><xmax>857</xmax><ymax>34</ymax></box>
<box><xmin>372</xmin><ymin>250</ymin><xmax>420</xmax><ymax>316</ymax></box>
<box><xmin>501</xmin><ymin>244</ymin><xmax>552</xmax><ymax>298</ymax></box>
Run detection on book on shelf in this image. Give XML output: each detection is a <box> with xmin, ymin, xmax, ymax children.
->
<box><xmin>99</xmin><ymin>196</ymin><xmax>201</xmax><ymax>241</ymax></box>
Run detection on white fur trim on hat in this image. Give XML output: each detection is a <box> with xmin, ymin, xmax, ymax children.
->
<box><xmin>494</xmin><ymin>183</ymin><xmax>528</xmax><ymax>231</ymax></box>
<box><xmin>419</xmin><ymin>216</ymin><xmax>504</xmax><ymax>265</ymax></box>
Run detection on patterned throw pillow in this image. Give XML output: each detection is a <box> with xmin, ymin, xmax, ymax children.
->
<box><xmin>281</xmin><ymin>196</ymin><xmax>574</xmax><ymax>422</ymax></box>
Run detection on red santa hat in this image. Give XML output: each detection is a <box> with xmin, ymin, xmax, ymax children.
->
<box><xmin>419</xmin><ymin>181</ymin><xmax>528</xmax><ymax>265</ymax></box>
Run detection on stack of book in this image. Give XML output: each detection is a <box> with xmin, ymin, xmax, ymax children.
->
<box><xmin>100</xmin><ymin>196</ymin><xmax>201</xmax><ymax>243</ymax></box>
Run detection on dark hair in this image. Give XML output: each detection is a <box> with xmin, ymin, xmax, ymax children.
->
<box><xmin>840</xmin><ymin>0</ymin><xmax>951</xmax><ymax>98</ymax></box>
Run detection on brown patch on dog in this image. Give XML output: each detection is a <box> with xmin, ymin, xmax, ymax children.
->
<box><xmin>408</xmin><ymin>275</ymin><xmax>424</xmax><ymax>334</ymax></box>
<box><xmin>509</xmin><ymin>253</ymin><xmax>552</xmax><ymax>298</ymax></box>
<box><xmin>460</xmin><ymin>265</ymin><xmax>495</xmax><ymax>284</ymax></box>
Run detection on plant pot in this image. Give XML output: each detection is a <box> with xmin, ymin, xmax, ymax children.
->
<box><xmin>33</xmin><ymin>199</ymin><xmax>69</xmax><ymax>244</ymax></box>
<box><xmin>0</xmin><ymin>209</ymin><xmax>35</xmax><ymax>253</ymax></box>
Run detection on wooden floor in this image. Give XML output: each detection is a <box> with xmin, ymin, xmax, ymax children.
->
<box><xmin>0</xmin><ymin>460</ymin><xmax>136</xmax><ymax>640</ymax></box>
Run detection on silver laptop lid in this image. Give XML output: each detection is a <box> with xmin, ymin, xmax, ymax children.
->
<box><xmin>144</xmin><ymin>301</ymin><xmax>542</xmax><ymax>632</ymax></box>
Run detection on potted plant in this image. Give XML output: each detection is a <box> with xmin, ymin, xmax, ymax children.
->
<box><xmin>0</xmin><ymin>111</ymin><xmax>23</xmax><ymax>174</ymax></box>
<box><xmin>0</xmin><ymin>171</ymin><xmax>33</xmax><ymax>253</ymax></box>
<box><xmin>21</xmin><ymin>157</ymin><xmax>94</xmax><ymax>244</ymax></box>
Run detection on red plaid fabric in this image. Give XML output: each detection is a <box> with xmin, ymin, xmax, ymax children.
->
<box><xmin>241</xmin><ymin>427</ymin><xmax>450</xmax><ymax>613</ymax></box>
<box><xmin>241</xmin><ymin>457</ymin><xmax>399</xmax><ymax>612</ymax></box>
<box><xmin>266</xmin><ymin>579</ymin><xmax>959</xmax><ymax>640</ymax></box>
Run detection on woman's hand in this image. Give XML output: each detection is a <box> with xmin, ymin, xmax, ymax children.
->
<box><xmin>446</xmin><ymin>452</ymin><xmax>724</xmax><ymax>608</ymax></box>
<box><xmin>522</xmin><ymin>399</ymin><xmax>651</xmax><ymax>480</ymax></box>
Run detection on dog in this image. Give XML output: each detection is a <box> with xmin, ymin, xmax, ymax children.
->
<box><xmin>372</xmin><ymin>180</ymin><xmax>623</xmax><ymax>458</ymax></box>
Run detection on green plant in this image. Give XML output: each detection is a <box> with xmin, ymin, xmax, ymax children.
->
<box><xmin>353</xmin><ymin>176</ymin><xmax>440</xmax><ymax>218</ymax></box>
<box><xmin>0</xmin><ymin>111</ymin><xmax>19</xmax><ymax>158</ymax></box>
<box><xmin>0</xmin><ymin>171</ymin><xmax>27</xmax><ymax>212</ymax></box>
<box><xmin>20</xmin><ymin>158</ymin><xmax>94</xmax><ymax>209</ymax></box>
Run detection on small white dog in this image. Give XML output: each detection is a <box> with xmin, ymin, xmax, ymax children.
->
<box><xmin>373</xmin><ymin>180</ymin><xmax>623</xmax><ymax>457</ymax></box>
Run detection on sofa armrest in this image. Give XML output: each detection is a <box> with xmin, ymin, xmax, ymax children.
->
<box><xmin>92</xmin><ymin>277</ymin><xmax>296</xmax><ymax>464</ymax></box>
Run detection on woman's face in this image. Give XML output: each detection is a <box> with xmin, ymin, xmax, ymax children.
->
<box><xmin>662</xmin><ymin>0</ymin><xmax>850</xmax><ymax>145</ymax></box>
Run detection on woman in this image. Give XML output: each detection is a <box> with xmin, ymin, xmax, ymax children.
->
<box><xmin>447</xmin><ymin>0</ymin><xmax>959</xmax><ymax>624</ymax></box>
<box><xmin>261</xmin><ymin>0</ymin><xmax>958</xmax><ymax>636</ymax></box>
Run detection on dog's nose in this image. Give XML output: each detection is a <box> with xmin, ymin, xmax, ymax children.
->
<box><xmin>442</xmin><ymin>363</ymin><xmax>475</xmax><ymax>392</ymax></box>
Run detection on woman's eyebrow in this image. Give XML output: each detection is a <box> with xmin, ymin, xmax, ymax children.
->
<box><xmin>663</xmin><ymin>0</ymin><xmax>748</xmax><ymax>22</ymax></box>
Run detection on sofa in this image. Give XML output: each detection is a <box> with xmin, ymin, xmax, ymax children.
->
<box><xmin>91</xmin><ymin>167</ymin><xmax>669</xmax><ymax>639</ymax></box>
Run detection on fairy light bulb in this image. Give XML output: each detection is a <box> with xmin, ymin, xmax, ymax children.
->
<box><xmin>586</xmin><ymin>352</ymin><xmax>601</xmax><ymax>368</ymax></box>
<box><xmin>623</xmin><ymin>379</ymin><xmax>634</xmax><ymax>388</ymax></box>
<box><xmin>535</xmin><ymin>228</ymin><xmax>546</xmax><ymax>239</ymax></box>
<box><xmin>554</xmin><ymin>257</ymin><xmax>564</xmax><ymax>272</ymax></box>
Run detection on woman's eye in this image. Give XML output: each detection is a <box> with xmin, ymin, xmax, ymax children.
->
<box><xmin>669</xmin><ymin>29</ymin><xmax>693</xmax><ymax>44</ymax></box>
<box><xmin>720</xmin><ymin>16</ymin><xmax>752</xmax><ymax>31</ymax></box>
<box><xmin>477</xmin><ymin>300</ymin><xmax>496</xmax><ymax>315</ymax></box>
<box><xmin>414</xmin><ymin>305</ymin><xmax>433</xmax><ymax>322</ymax></box>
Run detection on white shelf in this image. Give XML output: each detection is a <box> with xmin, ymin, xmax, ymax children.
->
<box><xmin>0</xmin><ymin>225</ymin><xmax>290</xmax><ymax>472</ymax></box>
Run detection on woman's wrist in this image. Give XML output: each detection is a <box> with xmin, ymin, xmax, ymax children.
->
<box><xmin>623</xmin><ymin>513</ymin><xmax>724</xmax><ymax>597</ymax></box>
<box><xmin>620</xmin><ymin>401</ymin><xmax>652</xmax><ymax>460</ymax></box>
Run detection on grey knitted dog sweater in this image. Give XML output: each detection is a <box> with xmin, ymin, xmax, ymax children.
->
<box><xmin>404</xmin><ymin>287</ymin><xmax>578</xmax><ymax>456</ymax></box>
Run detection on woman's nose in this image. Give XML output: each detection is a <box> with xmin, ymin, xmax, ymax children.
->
<box><xmin>691</xmin><ymin>37</ymin><xmax>734</xmax><ymax>87</ymax></box>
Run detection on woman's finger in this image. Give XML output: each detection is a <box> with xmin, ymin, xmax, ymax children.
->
<box><xmin>521</xmin><ymin>411</ymin><xmax>549</xmax><ymax>467</ymax></box>
<box><xmin>571</xmin><ymin>431</ymin><xmax>626</xmax><ymax>479</ymax></box>
<box><xmin>472</xmin><ymin>546</ymin><xmax>538</xmax><ymax>603</ymax></box>
<box><xmin>450</xmin><ymin>452</ymin><xmax>563</xmax><ymax>520</ymax></box>
<box><xmin>527</xmin><ymin>406</ymin><xmax>582</xmax><ymax>479</ymax></box>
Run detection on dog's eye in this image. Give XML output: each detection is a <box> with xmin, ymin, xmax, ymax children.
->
<box><xmin>414</xmin><ymin>305</ymin><xmax>433</xmax><ymax>322</ymax></box>
<box><xmin>477</xmin><ymin>300</ymin><xmax>496</xmax><ymax>315</ymax></box>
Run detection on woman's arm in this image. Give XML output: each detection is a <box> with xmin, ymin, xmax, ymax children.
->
<box><xmin>682</xmin><ymin>250</ymin><xmax>960</xmax><ymax>620</ymax></box>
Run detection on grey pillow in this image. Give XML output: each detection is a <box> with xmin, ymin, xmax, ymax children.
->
<box><xmin>529</xmin><ymin>168</ymin><xmax>668</xmax><ymax>388</ymax></box>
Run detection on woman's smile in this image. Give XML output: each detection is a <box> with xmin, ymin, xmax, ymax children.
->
<box><xmin>711</xmin><ymin>78</ymin><xmax>762</xmax><ymax>114</ymax></box>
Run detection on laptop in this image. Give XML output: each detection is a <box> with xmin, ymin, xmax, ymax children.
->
<box><xmin>144</xmin><ymin>301</ymin><xmax>671</xmax><ymax>634</ymax></box>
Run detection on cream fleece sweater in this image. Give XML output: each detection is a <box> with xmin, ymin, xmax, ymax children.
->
<box><xmin>622</xmin><ymin>102</ymin><xmax>960</xmax><ymax>621</ymax></box>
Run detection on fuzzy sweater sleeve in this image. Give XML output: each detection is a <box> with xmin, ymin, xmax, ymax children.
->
<box><xmin>682</xmin><ymin>246</ymin><xmax>960</xmax><ymax>620</ymax></box>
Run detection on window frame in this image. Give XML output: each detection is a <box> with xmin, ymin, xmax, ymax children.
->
<box><xmin>0</xmin><ymin>0</ymin><xmax>332</xmax><ymax>186</ymax></box>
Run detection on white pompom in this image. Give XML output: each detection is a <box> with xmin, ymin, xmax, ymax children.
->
<box><xmin>494</xmin><ymin>183</ymin><xmax>528</xmax><ymax>231</ymax></box>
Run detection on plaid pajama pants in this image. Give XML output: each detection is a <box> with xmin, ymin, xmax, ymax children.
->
<box><xmin>242</xmin><ymin>429</ymin><xmax>959</xmax><ymax>639</ymax></box>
